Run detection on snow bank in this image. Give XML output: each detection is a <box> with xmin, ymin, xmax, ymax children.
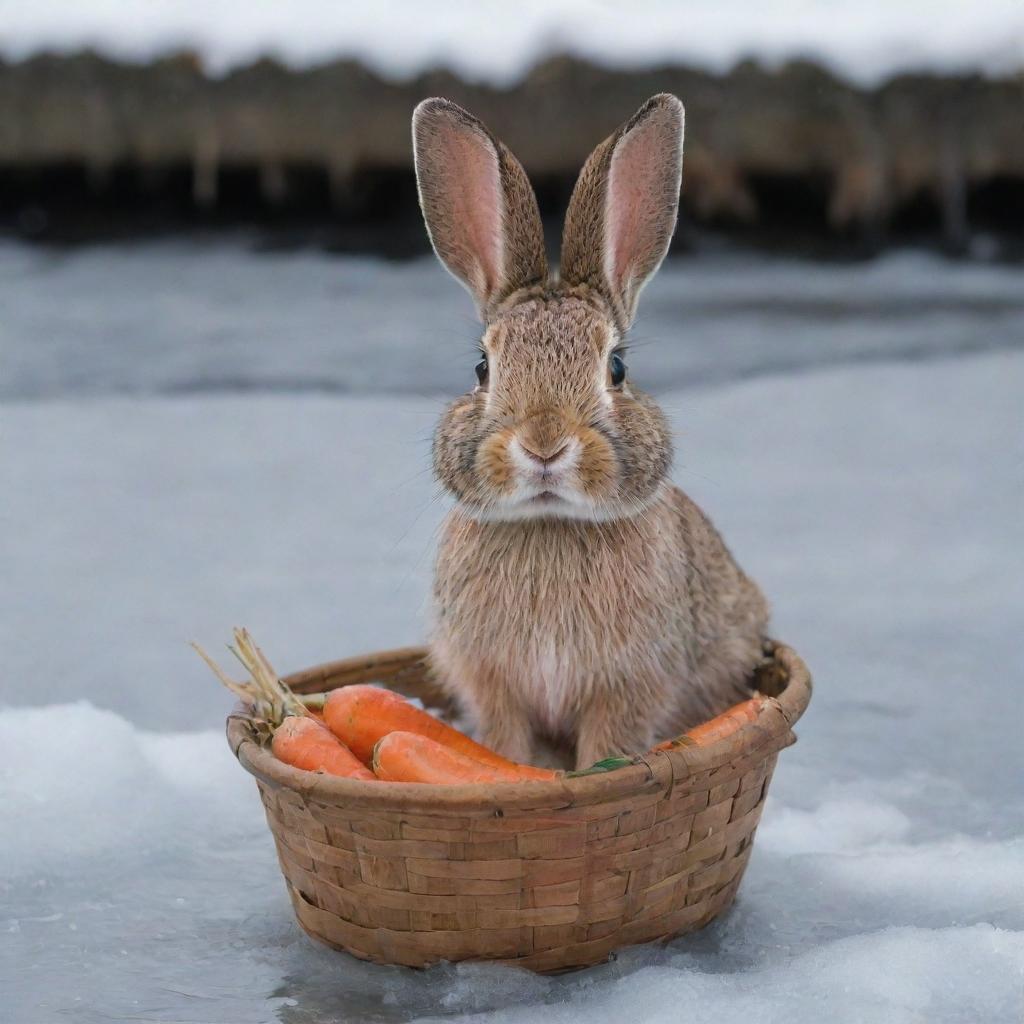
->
<box><xmin>413</xmin><ymin>926</ymin><xmax>1024</xmax><ymax>1024</ymax></box>
<box><xmin>0</xmin><ymin>703</ymin><xmax>258</xmax><ymax>876</ymax></box>
<box><xmin>2</xmin><ymin>1</ymin><xmax>1023</xmax><ymax>84</ymax></box>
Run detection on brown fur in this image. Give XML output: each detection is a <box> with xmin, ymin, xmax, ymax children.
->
<box><xmin>413</xmin><ymin>95</ymin><xmax>770</xmax><ymax>768</ymax></box>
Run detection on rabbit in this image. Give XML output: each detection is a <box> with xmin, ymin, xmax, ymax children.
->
<box><xmin>413</xmin><ymin>93</ymin><xmax>770</xmax><ymax>770</ymax></box>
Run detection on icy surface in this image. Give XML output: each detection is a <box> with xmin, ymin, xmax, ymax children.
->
<box><xmin>1</xmin><ymin>243</ymin><xmax>1023</xmax><ymax>1020</ymax></box>
<box><xmin>2</xmin><ymin>0</ymin><xmax>1023</xmax><ymax>83</ymax></box>
<box><xmin>5</xmin><ymin>241</ymin><xmax>1024</xmax><ymax>403</ymax></box>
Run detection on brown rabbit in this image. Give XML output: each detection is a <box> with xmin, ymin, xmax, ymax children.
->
<box><xmin>414</xmin><ymin>94</ymin><xmax>769</xmax><ymax>769</ymax></box>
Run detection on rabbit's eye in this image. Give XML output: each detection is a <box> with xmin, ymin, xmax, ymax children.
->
<box><xmin>609</xmin><ymin>353</ymin><xmax>627</xmax><ymax>387</ymax></box>
<box><xmin>475</xmin><ymin>355</ymin><xmax>489</xmax><ymax>386</ymax></box>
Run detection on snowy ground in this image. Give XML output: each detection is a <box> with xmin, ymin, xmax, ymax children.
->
<box><xmin>2</xmin><ymin>0</ymin><xmax>1023</xmax><ymax>83</ymax></box>
<box><xmin>2</xmin><ymin>340</ymin><xmax>1023</xmax><ymax>1019</ymax></box>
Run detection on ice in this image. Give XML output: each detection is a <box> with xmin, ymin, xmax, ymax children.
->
<box><xmin>2</xmin><ymin>0</ymin><xmax>1023</xmax><ymax>84</ymax></box>
<box><xmin>1</xmin><ymin>245</ymin><xmax>1023</xmax><ymax>1019</ymax></box>
<box><xmin>5</xmin><ymin>241</ymin><xmax>1024</xmax><ymax>403</ymax></box>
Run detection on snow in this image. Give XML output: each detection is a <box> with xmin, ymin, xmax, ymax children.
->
<box><xmin>1</xmin><ymin>244</ymin><xmax>1023</xmax><ymax>1020</ymax></box>
<box><xmin>0</xmin><ymin>703</ymin><xmax>255</xmax><ymax>877</ymax></box>
<box><xmin>1</xmin><ymin>0</ymin><xmax>1023</xmax><ymax>84</ymax></box>
<box><xmin>408</xmin><ymin>927</ymin><xmax>1024</xmax><ymax>1023</ymax></box>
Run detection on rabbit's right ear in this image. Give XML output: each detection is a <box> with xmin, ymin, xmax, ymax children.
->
<box><xmin>561</xmin><ymin>94</ymin><xmax>684</xmax><ymax>331</ymax></box>
<box><xmin>413</xmin><ymin>98</ymin><xmax>547</xmax><ymax>320</ymax></box>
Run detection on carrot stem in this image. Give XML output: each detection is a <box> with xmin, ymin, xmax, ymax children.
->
<box><xmin>568</xmin><ymin>756</ymin><xmax>635</xmax><ymax>776</ymax></box>
<box><xmin>193</xmin><ymin>627</ymin><xmax>309</xmax><ymax>725</ymax></box>
<box><xmin>195</xmin><ymin>631</ymin><xmax>376</xmax><ymax>780</ymax></box>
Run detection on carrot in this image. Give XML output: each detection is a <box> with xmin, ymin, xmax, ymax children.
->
<box><xmin>271</xmin><ymin>716</ymin><xmax>376</xmax><ymax>780</ymax></box>
<box><xmin>193</xmin><ymin>629</ymin><xmax>376</xmax><ymax>781</ymax></box>
<box><xmin>652</xmin><ymin>697</ymin><xmax>764</xmax><ymax>751</ymax></box>
<box><xmin>324</xmin><ymin>685</ymin><xmax>555</xmax><ymax>780</ymax></box>
<box><xmin>372</xmin><ymin>732</ymin><xmax>549</xmax><ymax>784</ymax></box>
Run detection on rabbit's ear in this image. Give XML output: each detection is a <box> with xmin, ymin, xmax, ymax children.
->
<box><xmin>413</xmin><ymin>98</ymin><xmax>547</xmax><ymax>319</ymax></box>
<box><xmin>561</xmin><ymin>94</ymin><xmax>684</xmax><ymax>330</ymax></box>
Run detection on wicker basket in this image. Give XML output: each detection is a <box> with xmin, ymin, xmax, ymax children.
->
<box><xmin>227</xmin><ymin>640</ymin><xmax>811</xmax><ymax>972</ymax></box>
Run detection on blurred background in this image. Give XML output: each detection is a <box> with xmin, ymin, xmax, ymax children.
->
<box><xmin>3</xmin><ymin>2</ymin><xmax>1024</xmax><ymax>254</ymax></box>
<box><xmin>2</xmin><ymin>5</ymin><xmax>1022</xmax><ymax>1024</ymax></box>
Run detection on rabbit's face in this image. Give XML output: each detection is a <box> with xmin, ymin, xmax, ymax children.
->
<box><xmin>414</xmin><ymin>93</ymin><xmax>684</xmax><ymax>522</ymax></box>
<box><xmin>434</xmin><ymin>293</ymin><xmax>671</xmax><ymax>521</ymax></box>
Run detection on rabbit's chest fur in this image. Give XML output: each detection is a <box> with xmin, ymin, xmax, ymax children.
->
<box><xmin>430</xmin><ymin>486</ymin><xmax>769</xmax><ymax>752</ymax></box>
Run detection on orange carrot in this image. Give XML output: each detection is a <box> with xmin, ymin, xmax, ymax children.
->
<box><xmin>372</xmin><ymin>732</ymin><xmax>547</xmax><ymax>784</ymax></box>
<box><xmin>652</xmin><ymin>697</ymin><xmax>764</xmax><ymax>751</ymax></box>
<box><xmin>192</xmin><ymin>632</ymin><xmax>375</xmax><ymax>779</ymax></box>
<box><xmin>324</xmin><ymin>685</ymin><xmax>555</xmax><ymax>779</ymax></box>
<box><xmin>271</xmin><ymin>716</ymin><xmax>376</xmax><ymax>780</ymax></box>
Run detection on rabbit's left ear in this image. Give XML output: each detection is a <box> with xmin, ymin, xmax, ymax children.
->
<box><xmin>413</xmin><ymin>98</ymin><xmax>548</xmax><ymax>320</ymax></box>
<box><xmin>561</xmin><ymin>94</ymin><xmax>684</xmax><ymax>331</ymax></box>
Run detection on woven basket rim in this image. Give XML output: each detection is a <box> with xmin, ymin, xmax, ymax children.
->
<box><xmin>226</xmin><ymin>639</ymin><xmax>810</xmax><ymax>813</ymax></box>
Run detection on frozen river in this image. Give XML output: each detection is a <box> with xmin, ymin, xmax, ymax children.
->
<box><xmin>4</xmin><ymin>240</ymin><xmax>1024</xmax><ymax>403</ymax></box>
<box><xmin>1</xmin><ymin>241</ymin><xmax>1022</xmax><ymax>1022</ymax></box>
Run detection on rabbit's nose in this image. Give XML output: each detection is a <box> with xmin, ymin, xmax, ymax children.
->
<box><xmin>519</xmin><ymin>439</ymin><xmax>570</xmax><ymax>467</ymax></box>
